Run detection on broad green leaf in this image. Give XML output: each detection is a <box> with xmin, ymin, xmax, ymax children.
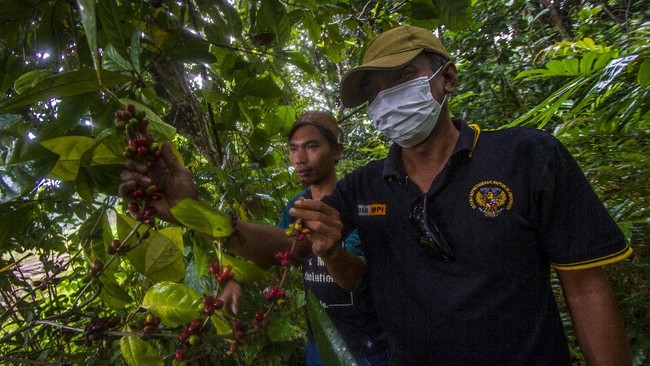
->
<box><xmin>0</xmin><ymin>70</ymin><xmax>131</xmax><ymax>111</ymax></box>
<box><xmin>170</xmin><ymin>198</ymin><xmax>233</xmax><ymax>239</ymax></box>
<box><xmin>143</xmin><ymin>227</ymin><xmax>186</xmax><ymax>282</ymax></box>
<box><xmin>323</xmin><ymin>24</ymin><xmax>346</xmax><ymax>64</ymax></box>
<box><xmin>563</xmin><ymin>58</ymin><xmax>580</xmax><ymax>75</ymax></box>
<box><xmin>210</xmin><ymin>312</ymin><xmax>232</xmax><ymax>335</ymax></box>
<box><xmin>165</xmin><ymin>29</ymin><xmax>217</xmax><ymax>63</ymax></box>
<box><xmin>97</xmin><ymin>0</ymin><xmax>131</xmax><ymax>61</ymax></box>
<box><xmin>285</xmin><ymin>51</ymin><xmax>316</xmax><ymax>75</ymax></box>
<box><xmin>116</xmin><ymin>214</ymin><xmax>185</xmax><ymax>282</ymax></box>
<box><xmin>130</xmin><ymin>27</ymin><xmax>142</xmax><ymax>74</ymax></box>
<box><xmin>90</xmin><ymin>142</ymin><xmax>123</xmax><ymax>166</ymax></box>
<box><xmin>579</xmin><ymin>52</ymin><xmax>598</xmax><ymax>74</ymax></box>
<box><xmin>103</xmin><ymin>43</ymin><xmax>132</xmax><ymax>72</ymax></box>
<box><xmin>99</xmin><ymin>274</ymin><xmax>133</xmax><ymax>310</ymax></box>
<box><xmin>267</xmin><ymin>315</ymin><xmax>303</xmax><ymax>342</ymax></box>
<box><xmin>75</xmin><ymin>167</ymin><xmax>95</xmax><ymax>202</ymax></box>
<box><xmin>77</xmin><ymin>0</ymin><xmax>100</xmax><ymax>81</ymax></box>
<box><xmin>431</xmin><ymin>0</ymin><xmax>472</xmax><ymax>31</ymax></box>
<box><xmin>0</xmin><ymin>114</ymin><xmax>22</xmax><ymax>131</ymax></box>
<box><xmin>236</xmin><ymin>74</ymin><xmax>283</xmax><ymax>99</ymax></box>
<box><xmin>638</xmin><ymin>59</ymin><xmax>650</xmax><ymax>87</ymax></box>
<box><xmin>218</xmin><ymin>250</ymin><xmax>269</xmax><ymax>283</ymax></box>
<box><xmin>38</xmin><ymin>93</ymin><xmax>96</xmax><ymax>140</ymax></box>
<box><xmin>0</xmin><ymin>204</ymin><xmax>35</xmax><ymax>246</ymax></box>
<box><xmin>141</xmin><ymin>282</ymin><xmax>202</xmax><ymax>327</ymax></box>
<box><xmin>255</xmin><ymin>0</ymin><xmax>290</xmax><ymax>50</ymax></box>
<box><xmin>121</xmin><ymin>330</ymin><xmax>164</xmax><ymax>366</ymax></box>
<box><xmin>193</xmin><ymin>235</ymin><xmax>215</xmax><ymax>277</ymax></box>
<box><xmin>40</xmin><ymin>136</ymin><xmax>95</xmax><ymax>181</ymax></box>
<box><xmin>13</xmin><ymin>70</ymin><xmax>51</xmax><ymax>94</ymax></box>
<box><xmin>306</xmin><ymin>291</ymin><xmax>355</xmax><ymax>366</ymax></box>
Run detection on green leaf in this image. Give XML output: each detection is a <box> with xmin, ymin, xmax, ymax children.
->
<box><xmin>0</xmin><ymin>203</ymin><xmax>36</xmax><ymax>246</ymax></box>
<box><xmin>116</xmin><ymin>214</ymin><xmax>185</xmax><ymax>283</ymax></box>
<box><xmin>120</xmin><ymin>330</ymin><xmax>164</xmax><ymax>366</ymax></box>
<box><xmin>141</xmin><ymin>282</ymin><xmax>202</xmax><ymax>327</ymax></box>
<box><xmin>192</xmin><ymin>235</ymin><xmax>214</xmax><ymax>277</ymax></box>
<box><xmin>306</xmin><ymin>291</ymin><xmax>355</xmax><ymax>366</ymax></box>
<box><xmin>210</xmin><ymin>312</ymin><xmax>232</xmax><ymax>335</ymax></box>
<box><xmin>0</xmin><ymin>69</ymin><xmax>131</xmax><ymax>111</ymax></box>
<box><xmin>90</xmin><ymin>142</ymin><xmax>123</xmax><ymax>166</ymax></box>
<box><xmin>77</xmin><ymin>0</ymin><xmax>101</xmax><ymax>82</ymax></box>
<box><xmin>254</xmin><ymin>0</ymin><xmax>290</xmax><ymax>49</ymax></box>
<box><xmin>99</xmin><ymin>274</ymin><xmax>133</xmax><ymax>310</ymax></box>
<box><xmin>170</xmin><ymin>198</ymin><xmax>233</xmax><ymax>239</ymax></box>
<box><xmin>130</xmin><ymin>27</ymin><xmax>142</xmax><ymax>74</ymax></box>
<box><xmin>236</xmin><ymin>74</ymin><xmax>282</xmax><ymax>99</ymax></box>
<box><xmin>218</xmin><ymin>250</ymin><xmax>269</xmax><ymax>283</ymax></box>
<box><xmin>143</xmin><ymin>227</ymin><xmax>186</xmax><ymax>282</ymax></box>
<box><xmin>13</xmin><ymin>70</ymin><xmax>51</xmax><ymax>94</ymax></box>
<box><xmin>285</xmin><ymin>51</ymin><xmax>316</xmax><ymax>75</ymax></box>
<box><xmin>97</xmin><ymin>0</ymin><xmax>131</xmax><ymax>61</ymax></box>
<box><xmin>40</xmin><ymin>136</ymin><xmax>96</xmax><ymax>181</ymax></box>
<box><xmin>638</xmin><ymin>59</ymin><xmax>650</xmax><ymax>87</ymax></box>
<box><xmin>267</xmin><ymin>315</ymin><xmax>303</xmax><ymax>342</ymax></box>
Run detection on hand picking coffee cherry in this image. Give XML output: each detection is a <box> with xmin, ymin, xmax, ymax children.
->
<box><xmin>115</xmin><ymin>104</ymin><xmax>162</xmax><ymax>226</ymax></box>
<box><xmin>216</xmin><ymin>265</ymin><xmax>234</xmax><ymax>283</ymax></box>
<box><xmin>285</xmin><ymin>220</ymin><xmax>310</xmax><ymax>241</ymax></box>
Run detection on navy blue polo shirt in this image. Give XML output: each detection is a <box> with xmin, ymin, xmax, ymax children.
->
<box><xmin>322</xmin><ymin>120</ymin><xmax>632</xmax><ymax>365</ymax></box>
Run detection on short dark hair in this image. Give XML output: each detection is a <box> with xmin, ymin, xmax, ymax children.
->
<box><xmin>425</xmin><ymin>51</ymin><xmax>448</xmax><ymax>72</ymax></box>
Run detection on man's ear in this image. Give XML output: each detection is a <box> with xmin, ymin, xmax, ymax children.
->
<box><xmin>442</xmin><ymin>62</ymin><xmax>458</xmax><ymax>93</ymax></box>
<box><xmin>334</xmin><ymin>143</ymin><xmax>343</xmax><ymax>162</ymax></box>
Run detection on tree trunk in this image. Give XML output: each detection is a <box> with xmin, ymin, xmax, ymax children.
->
<box><xmin>538</xmin><ymin>0</ymin><xmax>572</xmax><ymax>40</ymax></box>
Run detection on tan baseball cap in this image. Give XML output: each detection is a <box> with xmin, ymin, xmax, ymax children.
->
<box><xmin>340</xmin><ymin>25</ymin><xmax>450</xmax><ymax>108</ymax></box>
<box><xmin>289</xmin><ymin>110</ymin><xmax>343</xmax><ymax>143</ymax></box>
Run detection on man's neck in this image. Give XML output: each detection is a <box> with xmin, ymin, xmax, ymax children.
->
<box><xmin>308</xmin><ymin>173</ymin><xmax>338</xmax><ymax>201</ymax></box>
<box><xmin>400</xmin><ymin>118</ymin><xmax>460</xmax><ymax>192</ymax></box>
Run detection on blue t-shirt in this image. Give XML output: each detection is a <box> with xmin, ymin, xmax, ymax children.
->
<box><xmin>279</xmin><ymin>190</ymin><xmax>387</xmax><ymax>358</ymax></box>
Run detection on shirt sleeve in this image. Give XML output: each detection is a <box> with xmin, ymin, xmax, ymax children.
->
<box><xmin>538</xmin><ymin>140</ymin><xmax>633</xmax><ymax>270</ymax></box>
<box><xmin>278</xmin><ymin>192</ymin><xmax>304</xmax><ymax>229</ymax></box>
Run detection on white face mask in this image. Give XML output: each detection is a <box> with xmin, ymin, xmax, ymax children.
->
<box><xmin>367</xmin><ymin>66</ymin><xmax>446</xmax><ymax>148</ymax></box>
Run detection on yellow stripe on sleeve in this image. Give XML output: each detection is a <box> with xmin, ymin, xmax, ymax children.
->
<box><xmin>552</xmin><ymin>245</ymin><xmax>634</xmax><ymax>271</ymax></box>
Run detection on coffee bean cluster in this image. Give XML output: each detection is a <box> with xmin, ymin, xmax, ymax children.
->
<box><xmin>263</xmin><ymin>285</ymin><xmax>286</xmax><ymax>303</ymax></box>
<box><xmin>82</xmin><ymin>315</ymin><xmax>121</xmax><ymax>346</ymax></box>
<box><xmin>175</xmin><ymin>319</ymin><xmax>203</xmax><ymax>361</ymax></box>
<box><xmin>274</xmin><ymin>250</ymin><xmax>292</xmax><ymax>266</ymax></box>
<box><xmin>115</xmin><ymin>104</ymin><xmax>162</xmax><ymax>226</ymax></box>
<box><xmin>284</xmin><ymin>220</ymin><xmax>309</xmax><ymax>241</ymax></box>
<box><xmin>209</xmin><ymin>261</ymin><xmax>234</xmax><ymax>283</ymax></box>
<box><xmin>141</xmin><ymin>314</ymin><xmax>162</xmax><ymax>338</ymax></box>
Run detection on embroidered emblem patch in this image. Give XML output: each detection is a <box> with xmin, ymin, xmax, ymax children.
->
<box><xmin>468</xmin><ymin>180</ymin><xmax>513</xmax><ymax>218</ymax></box>
<box><xmin>357</xmin><ymin>204</ymin><xmax>386</xmax><ymax>216</ymax></box>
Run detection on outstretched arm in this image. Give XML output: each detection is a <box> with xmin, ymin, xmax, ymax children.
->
<box><xmin>119</xmin><ymin>141</ymin><xmax>308</xmax><ymax>266</ymax></box>
<box><xmin>556</xmin><ymin>267</ymin><xmax>631</xmax><ymax>366</ymax></box>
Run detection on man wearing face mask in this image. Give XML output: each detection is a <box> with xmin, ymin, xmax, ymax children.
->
<box><xmin>289</xmin><ymin>25</ymin><xmax>633</xmax><ymax>365</ymax></box>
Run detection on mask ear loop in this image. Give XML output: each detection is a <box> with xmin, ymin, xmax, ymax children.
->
<box><xmin>427</xmin><ymin>65</ymin><xmax>444</xmax><ymax>81</ymax></box>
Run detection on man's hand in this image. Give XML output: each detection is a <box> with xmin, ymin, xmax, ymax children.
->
<box><xmin>119</xmin><ymin>141</ymin><xmax>198</xmax><ymax>223</ymax></box>
<box><xmin>219</xmin><ymin>280</ymin><xmax>242</xmax><ymax>314</ymax></box>
<box><xmin>289</xmin><ymin>198</ymin><xmax>343</xmax><ymax>260</ymax></box>
<box><xmin>288</xmin><ymin>198</ymin><xmax>365</xmax><ymax>291</ymax></box>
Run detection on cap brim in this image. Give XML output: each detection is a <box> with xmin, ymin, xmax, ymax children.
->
<box><xmin>340</xmin><ymin>49</ymin><xmax>424</xmax><ymax>108</ymax></box>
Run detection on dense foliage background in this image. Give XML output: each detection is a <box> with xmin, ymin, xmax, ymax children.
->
<box><xmin>0</xmin><ymin>0</ymin><xmax>648</xmax><ymax>365</ymax></box>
